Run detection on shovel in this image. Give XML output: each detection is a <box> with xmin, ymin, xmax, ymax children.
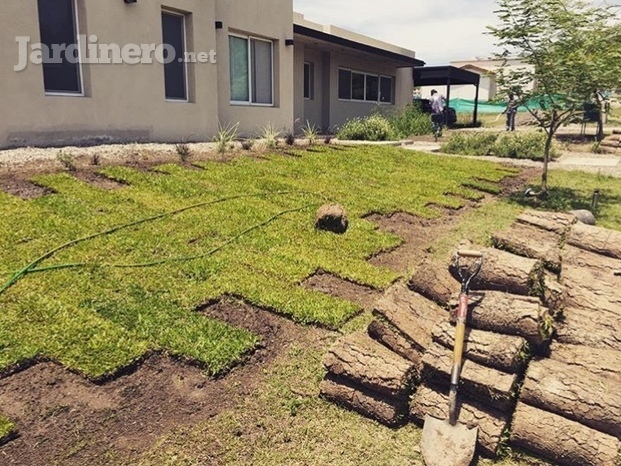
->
<box><xmin>420</xmin><ymin>249</ymin><xmax>483</xmax><ymax>466</ymax></box>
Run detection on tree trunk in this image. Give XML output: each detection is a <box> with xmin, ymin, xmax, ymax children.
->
<box><xmin>320</xmin><ymin>375</ymin><xmax>408</xmax><ymax>427</ymax></box>
<box><xmin>373</xmin><ymin>284</ymin><xmax>445</xmax><ymax>353</ymax></box>
<box><xmin>516</xmin><ymin>209</ymin><xmax>576</xmax><ymax>234</ymax></box>
<box><xmin>541</xmin><ymin>128</ymin><xmax>556</xmax><ymax>192</ymax></box>
<box><xmin>408</xmin><ymin>258</ymin><xmax>458</xmax><ymax>307</ymax></box>
<box><xmin>549</xmin><ymin>342</ymin><xmax>621</xmax><ymax>380</ymax></box>
<box><xmin>410</xmin><ymin>385</ymin><xmax>509</xmax><ymax>458</ymax></box>
<box><xmin>432</xmin><ymin>321</ymin><xmax>529</xmax><ymax>373</ymax></box>
<box><xmin>367</xmin><ymin>319</ymin><xmax>424</xmax><ymax>371</ymax></box>
<box><xmin>520</xmin><ymin>358</ymin><xmax>621</xmax><ymax>438</ymax></box>
<box><xmin>511</xmin><ymin>402</ymin><xmax>620</xmax><ymax>466</ymax></box>
<box><xmin>566</xmin><ymin>222</ymin><xmax>621</xmax><ymax>259</ymax></box>
<box><xmin>449</xmin><ymin>247</ymin><xmax>543</xmax><ymax>296</ymax></box>
<box><xmin>492</xmin><ymin>222</ymin><xmax>562</xmax><ymax>272</ymax></box>
<box><xmin>555</xmin><ymin>305</ymin><xmax>621</xmax><ymax>351</ymax></box>
<box><xmin>422</xmin><ymin>342</ymin><xmax>518</xmax><ymax>412</ymax></box>
<box><xmin>322</xmin><ymin>331</ymin><xmax>417</xmax><ymax>398</ymax></box>
<box><xmin>455</xmin><ymin>291</ymin><xmax>551</xmax><ymax>346</ymax></box>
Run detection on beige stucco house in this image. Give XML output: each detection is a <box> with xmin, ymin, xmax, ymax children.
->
<box><xmin>0</xmin><ymin>0</ymin><xmax>421</xmax><ymax>149</ymax></box>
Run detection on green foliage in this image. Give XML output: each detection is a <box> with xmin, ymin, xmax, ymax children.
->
<box><xmin>0</xmin><ymin>415</ymin><xmax>16</xmax><ymax>443</ymax></box>
<box><xmin>0</xmin><ymin>146</ymin><xmax>513</xmax><ymax>378</ymax></box>
<box><xmin>301</xmin><ymin>120</ymin><xmax>320</xmax><ymax>146</ymax></box>
<box><xmin>213</xmin><ymin>122</ymin><xmax>239</xmax><ymax>155</ymax></box>
<box><xmin>337</xmin><ymin>115</ymin><xmax>394</xmax><ymax>141</ymax></box>
<box><xmin>488</xmin><ymin>0</ymin><xmax>621</xmax><ymax>189</ymax></box>
<box><xmin>259</xmin><ymin>123</ymin><xmax>282</xmax><ymax>149</ymax></box>
<box><xmin>56</xmin><ymin>150</ymin><xmax>77</xmax><ymax>172</ymax></box>
<box><xmin>441</xmin><ymin>131</ymin><xmax>558</xmax><ymax>161</ymax></box>
<box><xmin>388</xmin><ymin>103</ymin><xmax>433</xmax><ymax>138</ymax></box>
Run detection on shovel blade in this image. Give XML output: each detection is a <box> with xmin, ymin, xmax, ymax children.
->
<box><xmin>420</xmin><ymin>415</ymin><xmax>478</xmax><ymax>466</ymax></box>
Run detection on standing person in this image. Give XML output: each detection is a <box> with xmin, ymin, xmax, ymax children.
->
<box><xmin>430</xmin><ymin>89</ymin><xmax>446</xmax><ymax>137</ymax></box>
<box><xmin>503</xmin><ymin>92</ymin><xmax>519</xmax><ymax>131</ymax></box>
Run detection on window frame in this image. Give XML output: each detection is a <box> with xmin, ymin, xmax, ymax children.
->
<box><xmin>162</xmin><ymin>9</ymin><xmax>189</xmax><ymax>103</ymax></box>
<box><xmin>39</xmin><ymin>0</ymin><xmax>85</xmax><ymax>97</ymax></box>
<box><xmin>303</xmin><ymin>61</ymin><xmax>314</xmax><ymax>100</ymax></box>
<box><xmin>229</xmin><ymin>32</ymin><xmax>274</xmax><ymax>107</ymax></box>
<box><xmin>337</xmin><ymin>67</ymin><xmax>394</xmax><ymax>105</ymax></box>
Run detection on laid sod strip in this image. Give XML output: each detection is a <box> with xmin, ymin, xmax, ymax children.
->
<box><xmin>0</xmin><ymin>415</ymin><xmax>16</xmax><ymax>444</ymax></box>
<box><xmin>0</xmin><ymin>146</ymin><xmax>518</xmax><ymax>377</ymax></box>
<box><xmin>5</xmin><ymin>203</ymin><xmax>317</xmax><ymax>276</ymax></box>
<box><xmin>0</xmin><ymin>192</ymin><xmax>323</xmax><ymax>295</ymax></box>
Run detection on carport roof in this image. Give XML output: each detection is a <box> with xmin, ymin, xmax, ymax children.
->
<box><xmin>413</xmin><ymin>66</ymin><xmax>480</xmax><ymax>86</ymax></box>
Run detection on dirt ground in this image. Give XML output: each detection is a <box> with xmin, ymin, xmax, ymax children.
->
<box><xmin>0</xmin><ymin>152</ymin><xmax>535</xmax><ymax>466</ymax></box>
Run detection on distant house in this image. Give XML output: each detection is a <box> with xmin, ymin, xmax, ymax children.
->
<box><xmin>0</xmin><ymin>1</ymin><xmax>422</xmax><ymax>149</ymax></box>
<box><xmin>419</xmin><ymin>58</ymin><xmax>534</xmax><ymax>102</ymax></box>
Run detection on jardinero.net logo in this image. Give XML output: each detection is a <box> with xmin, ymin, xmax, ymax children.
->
<box><xmin>14</xmin><ymin>35</ymin><xmax>217</xmax><ymax>71</ymax></box>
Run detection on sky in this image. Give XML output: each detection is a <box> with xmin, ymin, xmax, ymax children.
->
<box><xmin>292</xmin><ymin>0</ymin><xmax>502</xmax><ymax>65</ymax></box>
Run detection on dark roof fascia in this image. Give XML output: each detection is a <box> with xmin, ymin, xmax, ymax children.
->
<box><xmin>294</xmin><ymin>24</ymin><xmax>425</xmax><ymax>67</ymax></box>
<box><xmin>413</xmin><ymin>66</ymin><xmax>481</xmax><ymax>86</ymax></box>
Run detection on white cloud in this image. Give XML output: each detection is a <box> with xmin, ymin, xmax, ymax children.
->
<box><xmin>293</xmin><ymin>0</ymin><xmax>505</xmax><ymax>65</ymax></box>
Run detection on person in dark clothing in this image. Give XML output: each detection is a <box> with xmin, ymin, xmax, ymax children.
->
<box><xmin>503</xmin><ymin>92</ymin><xmax>519</xmax><ymax>131</ymax></box>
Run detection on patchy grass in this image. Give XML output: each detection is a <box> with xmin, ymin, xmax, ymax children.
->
<box><xmin>0</xmin><ymin>415</ymin><xmax>16</xmax><ymax>444</ymax></box>
<box><xmin>0</xmin><ymin>146</ymin><xmax>514</xmax><ymax>379</ymax></box>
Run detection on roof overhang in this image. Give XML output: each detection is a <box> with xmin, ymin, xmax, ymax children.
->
<box><xmin>293</xmin><ymin>24</ymin><xmax>425</xmax><ymax>67</ymax></box>
<box><xmin>413</xmin><ymin>65</ymin><xmax>480</xmax><ymax>86</ymax></box>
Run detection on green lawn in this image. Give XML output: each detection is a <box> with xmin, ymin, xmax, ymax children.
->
<box><xmin>0</xmin><ymin>146</ymin><xmax>514</xmax><ymax>381</ymax></box>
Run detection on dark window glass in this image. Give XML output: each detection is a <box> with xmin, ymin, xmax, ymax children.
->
<box><xmin>338</xmin><ymin>69</ymin><xmax>351</xmax><ymax>100</ymax></box>
<box><xmin>162</xmin><ymin>12</ymin><xmax>186</xmax><ymax>100</ymax></box>
<box><xmin>37</xmin><ymin>0</ymin><xmax>81</xmax><ymax>94</ymax></box>
<box><xmin>304</xmin><ymin>62</ymin><xmax>314</xmax><ymax>99</ymax></box>
<box><xmin>351</xmin><ymin>72</ymin><xmax>365</xmax><ymax>100</ymax></box>
<box><xmin>251</xmin><ymin>39</ymin><xmax>272</xmax><ymax>104</ymax></box>
<box><xmin>366</xmin><ymin>75</ymin><xmax>379</xmax><ymax>101</ymax></box>
<box><xmin>380</xmin><ymin>76</ymin><xmax>393</xmax><ymax>103</ymax></box>
<box><xmin>229</xmin><ymin>36</ymin><xmax>249</xmax><ymax>101</ymax></box>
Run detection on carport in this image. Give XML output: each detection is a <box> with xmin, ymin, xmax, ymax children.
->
<box><xmin>413</xmin><ymin>66</ymin><xmax>481</xmax><ymax>126</ymax></box>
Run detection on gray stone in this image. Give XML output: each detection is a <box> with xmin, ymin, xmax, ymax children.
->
<box><xmin>570</xmin><ymin>209</ymin><xmax>596</xmax><ymax>225</ymax></box>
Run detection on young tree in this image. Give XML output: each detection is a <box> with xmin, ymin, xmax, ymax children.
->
<box><xmin>488</xmin><ymin>0</ymin><xmax>621</xmax><ymax>192</ymax></box>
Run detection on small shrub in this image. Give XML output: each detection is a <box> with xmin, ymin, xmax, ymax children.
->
<box><xmin>260</xmin><ymin>123</ymin><xmax>281</xmax><ymax>149</ymax></box>
<box><xmin>56</xmin><ymin>150</ymin><xmax>77</xmax><ymax>172</ymax></box>
<box><xmin>388</xmin><ymin>103</ymin><xmax>433</xmax><ymax>138</ymax></box>
<box><xmin>175</xmin><ymin>142</ymin><xmax>192</xmax><ymax>163</ymax></box>
<box><xmin>324</xmin><ymin>135</ymin><xmax>334</xmax><ymax>145</ymax></box>
<box><xmin>241</xmin><ymin>138</ymin><xmax>255</xmax><ymax>151</ymax></box>
<box><xmin>301</xmin><ymin>120</ymin><xmax>319</xmax><ymax>146</ymax></box>
<box><xmin>285</xmin><ymin>132</ymin><xmax>296</xmax><ymax>146</ymax></box>
<box><xmin>441</xmin><ymin>131</ymin><xmax>559</xmax><ymax>161</ymax></box>
<box><xmin>441</xmin><ymin>132</ymin><xmax>498</xmax><ymax>156</ymax></box>
<box><xmin>214</xmin><ymin>122</ymin><xmax>239</xmax><ymax>155</ymax></box>
<box><xmin>90</xmin><ymin>153</ymin><xmax>101</xmax><ymax>166</ymax></box>
<box><xmin>337</xmin><ymin>114</ymin><xmax>394</xmax><ymax>141</ymax></box>
<box><xmin>591</xmin><ymin>141</ymin><xmax>604</xmax><ymax>154</ymax></box>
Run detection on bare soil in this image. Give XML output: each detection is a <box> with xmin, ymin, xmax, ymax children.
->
<box><xmin>0</xmin><ymin>299</ymin><xmax>324</xmax><ymax>466</ymax></box>
<box><xmin>301</xmin><ymin>272</ymin><xmax>383</xmax><ymax>311</ymax></box>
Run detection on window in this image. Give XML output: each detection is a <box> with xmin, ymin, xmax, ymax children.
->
<box><xmin>229</xmin><ymin>35</ymin><xmax>273</xmax><ymax>105</ymax></box>
<box><xmin>303</xmin><ymin>62</ymin><xmax>314</xmax><ymax>100</ymax></box>
<box><xmin>162</xmin><ymin>11</ymin><xmax>187</xmax><ymax>101</ymax></box>
<box><xmin>338</xmin><ymin>68</ymin><xmax>394</xmax><ymax>104</ymax></box>
<box><xmin>379</xmin><ymin>76</ymin><xmax>394</xmax><ymax>103</ymax></box>
<box><xmin>37</xmin><ymin>0</ymin><xmax>82</xmax><ymax>95</ymax></box>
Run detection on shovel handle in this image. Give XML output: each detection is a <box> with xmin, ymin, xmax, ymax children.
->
<box><xmin>449</xmin><ymin>293</ymin><xmax>469</xmax><ymax>423</ymax></box>
<box><xmin>457</xmin><ymin>249</ymin><xmax>483</xmax><ymax>258</ymax></box>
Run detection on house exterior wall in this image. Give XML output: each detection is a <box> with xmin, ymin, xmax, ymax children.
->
<box><xmin>1</xmin><ymin>0</ymin><xmax>220</xmax><ymax>148</ymax></box>
<box><xmin>215</xmin><ymin>0</ymin><xmax>294</xmax><ymax>136</ymax></box>
<box><xmin>0</xmin><ymin>1</ymin><xmax>416</xmax><ymax>148</ymax></box>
